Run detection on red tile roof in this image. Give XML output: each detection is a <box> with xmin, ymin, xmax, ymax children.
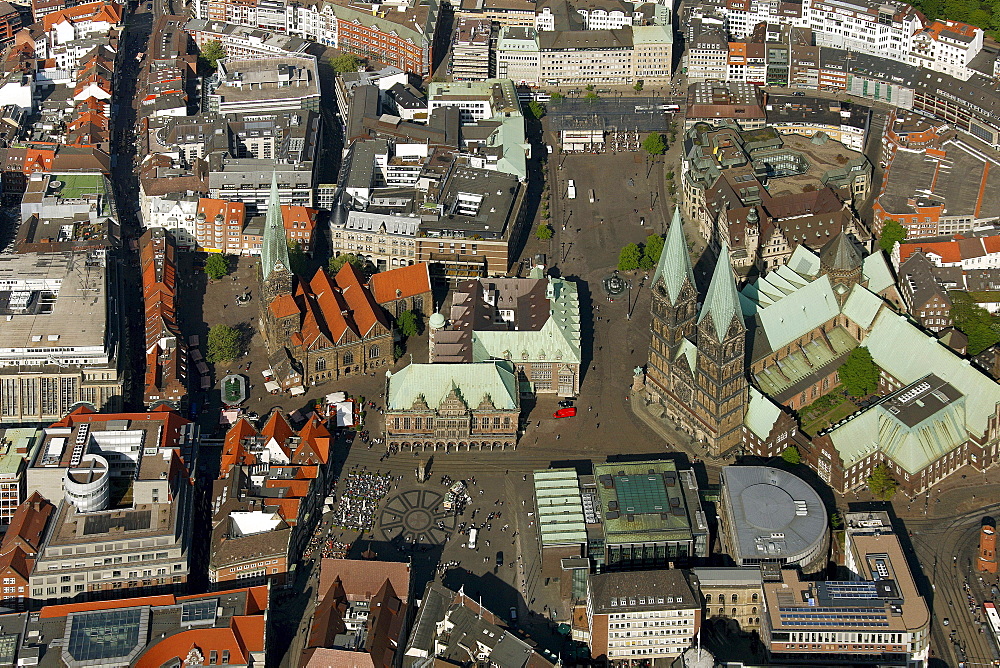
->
<box><xmin>898</xmin><ymin>239</ymin><xmax>963</xmax><ymax>264</ymax></box>
<box><xmin>318</xmin><ymin>559</ymin><xmax>412</xmax><ymax>605</ymax></box>
<box><xmin>369</xmin><ymin>263</ymin><xmax>431</xmax><ymax>305</ymax></box>
<box><xmin>43</xmin><ymin>1</ymin><xmax>122</xmax><ymax>31</ymax></box>
<box><xmin>1</xmin><ymin>492</ymin><xmax>55</xmax><ymax>556</ymax></box>
<box><xmin>336</xmin><ymin>262</ymin><xmax>390</xmax><ymax>338</ymax></box>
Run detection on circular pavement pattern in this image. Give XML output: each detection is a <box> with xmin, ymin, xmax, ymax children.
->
<box><xmin>379</xmin><ymin>488</ymin><xmax>455</xmax><ymax>545</ymax></box>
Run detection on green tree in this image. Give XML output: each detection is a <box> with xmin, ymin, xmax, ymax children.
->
<box><xmin>950</xmin><ymin>292</ymin><xmax>1000</xmax><ymax>355</ymax></box>
<box><xmin>550</xmin><ymin>92</ymin><xmax>563</xmax><ymax>102</ymax></box>
<box><xmin>396</xmin><ymin>310</ymin><xmax>419</xmax><ymax>338</ymax></box>
<box><xmin>207</xmin><ymin>324</ymin><xmax>241</xmax><ymax>363</ymax></box>
<box><xmin>585</xmin><ymin>84</ymin><xmax>594</xmax><ymax>91</ymax></box>
<box><xmin>618</xmin><ymin>243</ymin><xmax>642</xmax><ymax>271</ymax></box>
<box><xmin>633</xmin><ymin>80</ymin><xmax>644</xmax><ymax>92</ymax></box>
<box><xmin>198</xmin><ymin>40</ymin><xmax>225</xmax><ymax>69</ymax></box>
<box><xmin>525</xmin><ymin>101</ymin><xmax>546</xmax><ymax>120</ymax></box>
<box><xmin>584</xmin><ymin>92</ymin><xmax>600</xmax><ymax>101</ymax></box>
<box><xmin>830</xmin><ymin>511</ymin><xmax>843</xmax><ymax>530</ymax></box>
<box><xmin>838</xmin><ymin>346</ymin><xmax>880</xmax><ymax>397</ymax></box>
<box><xmin>394</xmin><ymin>343</ymin><xmax>404</xmax><ymax>360</ymax></box>
<box><xmin>867</xmin><ymin>463</ymin><xmax>899</xmax><ymax>501</ymax></box>
<box><xmin>328</xmin><ymin>253</ymin><xmax>374</xmax><ymax>279</ymax></box>
<box><xmin>642</xmin><ymin>132</ymin><xmax>667</xmax><ymax>156</ymax></box>
<box><xmin>878</xmin><ymin>219</ymin><xmax>907</xmax><ymax>253</ymax></box>
<box><xmin>643</xmin><ymin>233</ymin><xmax>664</xmax><ymax>268</ymax></box>
<box><xmin>287</xmin><ymin>240</ymin><xmax>307</xmax><ymax>276</ymax></box>
<box><xmin>331</xmin><ymin>53</ymin><xmax>363</xmax><ymax>74</ymax></box>
<box><xmin>536</xmin><ymin>223</ymin><xmax>554</xmax><ymax>240</ymax></box>
<box><xmin>204</xmin><ymin>253</ymin><xmax>229</xmax><ymax>280</ymax></box>
<box><xmin>781</xmin><ymin>445</ymin><xmax>801</xmax><ymax>465</ymax></box>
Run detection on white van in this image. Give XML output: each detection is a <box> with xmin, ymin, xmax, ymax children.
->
<box><xmin>567</xmin><ymin>179</ymin><xmax>576</xmax><ymax>199</ymax></box>
<box><xmin>468</xmin><ymin>527</ymin><xmax>479</xmax><ymax>549</ymax></box>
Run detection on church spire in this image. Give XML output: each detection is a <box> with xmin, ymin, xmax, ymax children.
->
<box><xmin>652</xmin><ymin>208</ymin><xmax>695</xmax><ymax>305</ymax></box>
<box><xmin>260</xmin><ymin>170</ymin><xmax>291</xmax><ymax>281</ymax></box>
<box><xmin>699</xmin><ymin>243</ymin><xmax>742</xmax><ymax>341</ymax></box>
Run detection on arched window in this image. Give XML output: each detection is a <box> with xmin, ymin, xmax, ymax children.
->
<box><xmin>751</xmin><ymin>593</ymin><xmax>758</xmax><ymax>603</ymax></box>
<box><xmin>315</xmin><ymin>358</ymin><xmax>326</xmax><ymax>372</ymax></box>
<box><xmin>369</xmin><ymin>346</ymin><xmax>380</xmax><ymax>359</ymax></box>
<box><xmin>343</xmin><ymin>352</ymin><xmax>354</xmax><ymax>366</ymax></box>
<box><xmin>732</xmin><ymin>608</ymin><xmax>737</xmax><ymax>617</ymax></box>
<box><xmin>732</xmin><ymin>594</ymin><xmax>738</xmax><ymax>603</ymax></box>
<box><xmin>751</xmin><ymin>607</ymin><xmax>757</xmax><ymax>615</ymax></box>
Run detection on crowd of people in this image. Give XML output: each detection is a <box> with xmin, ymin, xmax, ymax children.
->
<box><xmin>329</xmin><ymin>470</ymin><xmax>393</xmax><ymax>531</ymax></box>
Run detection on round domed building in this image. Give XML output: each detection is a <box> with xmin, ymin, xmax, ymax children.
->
<box><xmin>719</xmin><ymin>466</ymin><xmax>829</xmax><ymax>574</ymax></box>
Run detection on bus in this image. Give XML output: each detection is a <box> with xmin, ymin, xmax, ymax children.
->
<box><xmin>468</xmin><ymin>527</ymin><xmax>479</xmax><ymax>549</ymax></box>
<box><xmin>984</xmin><ymin>601</ymin><xmax>1000</xmax><ymax>649</ymax></box>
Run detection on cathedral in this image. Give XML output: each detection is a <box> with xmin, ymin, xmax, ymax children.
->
<box><xmin>258</xmin><ymin>172</ymin><xmax>394</xmax><ymax>389</ymax></box>
<box><xmin>646</xmin><ymin>209</ymin><xmax>748</xmax><ymax>455</ymax></box>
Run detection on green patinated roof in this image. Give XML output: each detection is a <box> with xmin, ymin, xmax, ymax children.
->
<box><xmin>862</xmin><ymin>253</ymin><xmax>895</xmax><ymax>294</ymax></box>
<box><xmin>471</xmin><ymin>277</ymin><xmax>581</xmax><ymax>364</ymax></box>
<box><xmin>865</xmin><ymin>311</ymin><xmax>1000</xmax><ymax>438</ymax></box>
<box><xmin>387</xmin><ymin>361</ymin><xmax>519</xmax><ymax>411</ymax></box>
<box><xmin>533</xmin><ymin>468</ymin><xmax>588</xmax><ymax>547</ymax></box>
<box><xmin>841</xmin><ymin>284</ymin><xmax>883</xmax><ymax>330</ymax></box>
<box><xmin>652</xmin><ymin>208</ymin><xmax>695</xmax><ymax>305</ymax></box>
<box><xmin>593</xmin><ymin>460</ymin><xmax>695</xmax><ymax>545</ymax></box>
<box><xmin>699</xmin><ymin>242</ymin><xmax>742</xmax><ymax>340</ymax></box>
<box><xmin>754</xmin><ymin>326</ymin><xmax>857</xmax><ymax>397</ymax></box>
<box><xmin>676</xmin><ymin>339</ymin><xmax>697</xmax><ymax>374</ymax></box>
<box><xmin>260</xmin><ymin>170</ymin><xmax>291</xmax><ymax>281</ymax></box>
<box><xmin>756</xmin><ymin>276</ymin><xmax>840</xmax><ymax>352</ymax></box>
<box><xmin>745</xmin><ymin>387</ymin><xmax>782</xmax><ymax>440</ymax></box>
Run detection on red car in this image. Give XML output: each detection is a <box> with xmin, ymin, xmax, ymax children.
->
<box><xmin>553</xmin><ymin>407</ymin><xmax>577</xmax><ymax>418</ymax></box>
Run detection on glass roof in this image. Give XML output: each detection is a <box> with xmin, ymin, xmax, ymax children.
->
<box><xmin>67</xmin><ymin>608</ymin><xmax>143</xmax><ymax>662</ymax></box>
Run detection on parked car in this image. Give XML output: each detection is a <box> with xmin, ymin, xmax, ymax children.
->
<box><xmin>553</xmin><ymin>407</ymin><xmax>577</xmax><ymax>418</ymax></box>
<box><xmin>558</xmin><ymin>399</ymin><xmax>574</xmax><ymax>408</ymax></box>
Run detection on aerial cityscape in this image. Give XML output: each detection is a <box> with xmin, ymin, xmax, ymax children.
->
<box><xmin>0</xmin><ymin>0</ymin><xmax>994</xmax><ymax>665</ymax></box>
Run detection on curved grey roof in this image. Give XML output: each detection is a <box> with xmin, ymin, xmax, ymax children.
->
<box><xmin>721</xmin><ymin>466</ymin><xmax>827</xmax><ymax>566</ymax></box>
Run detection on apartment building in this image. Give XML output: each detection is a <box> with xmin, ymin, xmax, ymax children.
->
<box><xmin>685</xmin><ymin>31</ymin><xmax>728</xmax><ymax>83</ymax></box>
<box><xmin>0</xmin><ymin>493</ymin><xmax>54</xmax><ymax>610</ymax></box>
<box><xmin>330</xmin><ymin>210</ymin><xmax>420</xmax><ymax>272</ymax></box>
<box><xmin>452</xmin><ymin>17</ymin><xmax>494</xmax><ymax>81</ymax></box>
<box><xmin>194</xmin><ymin>197</ymin><xmax>318</xmax><ymax>255</ymax></box>
<box><xmin>141</xmin><ymin>228</ymin><xmax>187</xmax><ymax>410</ymax></box>
<box><xmin>908</xmin><ymin>20</ymin><xmax>983</xmax><ymax>80</ymax></box>
<box><xmin>587</xmin><ymin>569</ymin><xmax>701</xmax><ymax>661</ymax></box>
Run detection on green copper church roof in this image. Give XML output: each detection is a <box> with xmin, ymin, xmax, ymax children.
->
<box><xmin>652</xmin><ymin>208</ymin><xmax>695</xmax><ymax>305</ymax></box>
<box><xmin>699</xmin><ymin>243</ymin><xmax>741</xmax><ymax>340</ymax></box>
<box><xmin>260</xmin><ymin>170</ymin><xmax>291</xmax><ymax>281</ymax></box>
<box><xmin>386</xmin><ymin>360</ymin><xmax>519</xmax><ymax>411</ymax></box>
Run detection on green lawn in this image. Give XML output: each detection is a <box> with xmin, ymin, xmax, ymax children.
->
<box><xmin>799</xmin><ymin>390</ymin><xmax>858</xmax><ymax>436</ymax></box>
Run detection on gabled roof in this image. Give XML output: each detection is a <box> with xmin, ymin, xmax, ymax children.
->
<box><xmin>369</xmin><ymin>263</ymin><xmax>431</xmax><ymax>305</ymax></box>
<box><xmin>1</xmin><ymin>492</ymin><xmax>55</xmax><ymax>556</ymax></box>
<box><xmin>819</xmin><ymin>231</ymin><xmax>862</xmax><ymax>272</ymax></box>
<box><xmin>335</xmin><ymin>262</ymin><xmax>390</xmax><ymax>338</ymax></box>
<box><xmin>220</xmin><ymin>419</ymin><xmax>258</xmax><ymax>473</ymax></box>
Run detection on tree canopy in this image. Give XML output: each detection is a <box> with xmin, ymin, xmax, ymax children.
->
<box><xmin>643</xmin><ymin>233</ymin><xmax>664</xmax><ymax>268</ymax></box>
<box><xmin>331</xmin><ymin>53</ymin><xmax>363</xmax><ymax>74</ymax></box>
<box><xmin>205</xmin><ymin>253</ymin><xmax>229</xmax><ymax>280</ymax></box>
<box><xmin>328</xmin><ymin>253</ymin><xmax>373</xmax><ymax>279</ymax></box>
<box><xmin>950</xmin><ymin>291</ymin><xmax>1000</xmax><ymax>355</ymax></box>
<box><xmin>838</xmin><ymin>346</ymin><xmax>880</xmax><ymax>397</ymax></box>
<box><xmin>198</xmin><ymin>40</ymin><xmax>225</xmax><ymax>69</ymax></box>
<box><xmin>909</xmin><ymin>0</ymin><xmax>1000</xmax><ymax>38</ymax></box>
<box><xmin>207</xmin><ymin>324</ymin><xmax>241</xmax><ymax>363</ymax></box>
<box><xmin>781</xmin><ymin>445</ymin><xmax>801</xmax><ymax>465</ymax></box>
<box><xmin>287</xmin><ymin>240</ymin><xmax>307</xmax><ymax>276</ymax></box>
<box><xmin>396</xmin><ymin>310</ymin><xmax>420</xmax><ymax>338</ymax></box>
<box><xmin>642</xmin><ymin>132</ymin><xmax>667</xmax><ymax>156</ymax></box>
<box><xmin>525</xmin><ymin>101</ymin><xmax>546</xmax><ymax>121</ymax></box>
<box><xmin>866</xmin><ymin>463</ymin><xmax>899</xmax><ymax>501</ymax></box>
<box><xmin>633</xmin><ymin>80</ymin><xmax>644</xmax><ymax>92</ymax></box>
<box><xmin>536</xmin><ymin>223</ymin><xmax>554</xmax><ymax>240</ymax></box>
<box><xmin>878</xmin><ymin>219</ymin><xmax>907</xmax><ymax>253</ymax></box>
<box><xmin>618</xmin><ymin>243</ymin><xmax>642</xmax><ymax>271</ymax></box>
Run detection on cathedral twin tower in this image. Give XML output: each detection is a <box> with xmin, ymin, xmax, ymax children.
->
<box><xmin>645</xmin><ymin>210</ymin><xmax>748</xmax><ymax>456</ymax></box>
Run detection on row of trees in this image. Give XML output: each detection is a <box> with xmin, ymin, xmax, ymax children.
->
<box><xmin>617</xmin><ymin>233</ymin><xmax>665</xmax><ymax>271</ymax></box>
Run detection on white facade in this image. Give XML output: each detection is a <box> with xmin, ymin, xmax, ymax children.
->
<box><xmin>330</xmin><ymin>210</ymin><xmax>420</xmax><ymax>271</ymax></box>
<box><xmin>908</xmin><ymin>20</ymin><xmax>983</xmax><ymax>80</ymax></box>
<box><xmin>145</xmin><ymin>195</ymin><xmax>200</xmax><ymax>248</ymax></box>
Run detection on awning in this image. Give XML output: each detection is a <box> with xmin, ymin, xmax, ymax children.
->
<box><xmin>264</xmin><ymin>381</ymin><xmax>280</xmax><ymax>392</ymax></box>
<box><xmin>290</xmin><ymin>386</ymin><xmax>306</xmax><ymax>396</ymax></box>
